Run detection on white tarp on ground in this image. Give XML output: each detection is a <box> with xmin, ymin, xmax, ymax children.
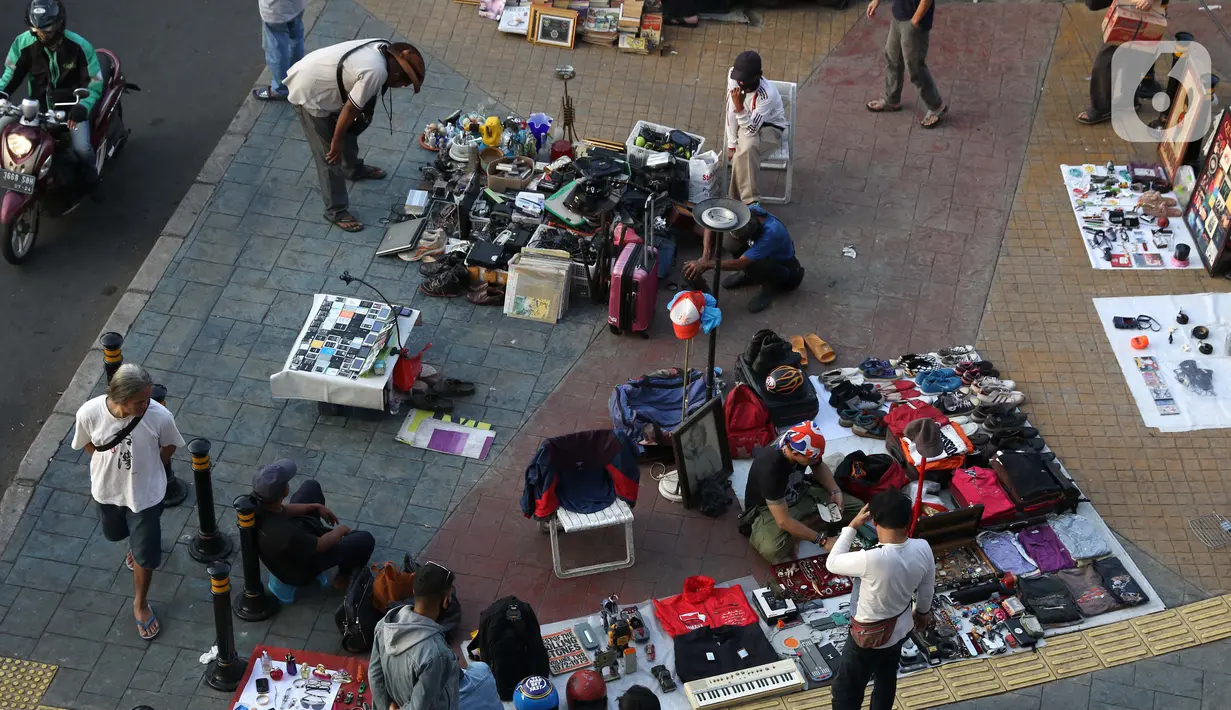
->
<box><xmin>1094</xmin><ymin>292</ymin><xmax>1231</xmax><ymax>432</ymax></box>
<box><xmin>1060</xmin><ymin>164</ymin><xmax>1202</xmax><ymax>271</ymax></box>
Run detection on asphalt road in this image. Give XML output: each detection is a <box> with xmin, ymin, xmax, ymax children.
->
<box><xmin>0</xmin><ymin>0</ymin><xmax>264</xmax><ymax>489</ymax></box>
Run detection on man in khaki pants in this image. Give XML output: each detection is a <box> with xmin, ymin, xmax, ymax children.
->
<box><xmin>725</xmin><ymin>51</ymin><xmax>787</xmax><ymax>205</ymax></box>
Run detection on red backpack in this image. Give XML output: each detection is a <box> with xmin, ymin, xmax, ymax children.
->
<box><xmin>725</xmin><ymin>384</ymin><xmax>776</xmax><ymax>459</ymax></box>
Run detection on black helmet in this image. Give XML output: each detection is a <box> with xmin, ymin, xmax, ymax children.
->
<box><xmin>26</xmin><ymin>0</ymin><xmax>65</xmax><ymax>47</ymax></box>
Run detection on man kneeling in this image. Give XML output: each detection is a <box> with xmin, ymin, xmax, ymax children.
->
<box><xmin>683</xmin><ymin>205</ymin><xmax>804</xmax><ymax>313</ymax></box>
<box><xmin>253</xmin><ymin>459</ymin><xmax>375</xmax><ymax>589</ymax></box>
<box><xmin>743</xmin><ymin>422</ymin><xmax>863</xmax><ymax>563</ymax></box>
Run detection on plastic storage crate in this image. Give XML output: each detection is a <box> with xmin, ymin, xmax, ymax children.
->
<box><xmin>625</xmin><ymin>120</ymin><xmax>706</xmax><ymax>169</ymax></box>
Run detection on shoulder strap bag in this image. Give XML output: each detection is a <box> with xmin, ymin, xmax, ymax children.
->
<box><xmin>94</xmin><ymin>414</ymin><xmax>144</xmax><ymax>452</ymax></box>
<box><xmin>849</xmin><ymin>600</ymin><xmax>914</xmax><ymax>649</ymax></box>
<box><xmin>335</xmin><ymin>40</ymin><xmax>388</xmax><ymax>133</ymax></box>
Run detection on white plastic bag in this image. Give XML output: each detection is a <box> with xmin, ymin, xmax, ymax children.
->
<box><xmin>688</xmin><ymin>150</ymin><xmax>720</xmax><ymax>203</ymax></box>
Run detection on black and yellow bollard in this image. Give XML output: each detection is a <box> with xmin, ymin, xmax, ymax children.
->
<box><xmin>232</xmin><ymin>494</ymin><xmax>278</xmax><ymax>621</ymax></box>
<box><xmin>204</xmin><ymin>561</ymin><xmax>247</xmax><ymax>691</ymax></box>
<box><xmin>187</xmin><ymin>439</ymin><xmax>233</xmax><ymax>563</ymax></box>
<box><xmin>151</xmin><ymin>384</ymin><xmax>189</xmax><ymax>507</ymax></box>
<box><xmin>101</xmin><ymin>332</ymin><xmax>123</xmax><ymax>382</ymax></box>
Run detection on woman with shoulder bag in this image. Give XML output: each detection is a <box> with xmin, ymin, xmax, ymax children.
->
<box><xmin>825</xmin><ymin>492</ymin><xmax>936</xmax><ymax>710</ymax></box>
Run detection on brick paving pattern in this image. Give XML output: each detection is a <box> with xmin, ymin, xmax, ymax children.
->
<box><xmin>2</xmin><ymin>0</ymin><xmax>1231</xmax><ymax>707</ymax></box>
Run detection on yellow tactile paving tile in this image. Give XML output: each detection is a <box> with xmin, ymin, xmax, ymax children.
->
<box><xmin>937</xmin><ymin>658</ymin><xmax>1006</xmax><ymax>702</ymax></box>
<box><xmin>1037</xmin><ymin>632</ymin><xmax>1104</xmax><ymax>679</ymax></box>
<box><xmin>780</xmin><ymin>687</ymin><xmax>879</xmax><ymax>710</ymax></box>
<box><xmin>989</xmin><ymin>650</ymin><xmax>1057</xmax><ymax>691</ymax></box>
<box><xmin>0</xmin><ymin>658</ymin><xmax>57</xmax><ymax>710</ymax></box>
<box><xmin>1084</xmin><ymin>621</ymin><xmax>1151</xmax><ymax>667</ymax></box>
<box><xmin>893</xmin><ymin>668</ymin><xmax>954</xmax><ymax>709</ymax></box>
<box><xmin>731</xmin><ymin>698</ymin><xmax>787</xmax><ymax>710</ymax></box>
<box><xmin>1177</xmin><ymin>596</ymin><xmax>1231</xmax><ymax>642</ymax></box>
<box><xmin>1131</xmin><ymin>609</ymin><xmax>1202</xmax><ymax>655</ymax></box>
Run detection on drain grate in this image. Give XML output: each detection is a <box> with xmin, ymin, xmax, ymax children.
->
<box><xmin>1188</xmin><ymin>512</ymin><xmax>1231</xmax><ymax>548</ymax></box>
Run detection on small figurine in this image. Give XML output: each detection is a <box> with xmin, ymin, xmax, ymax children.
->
<box><xmin>285</xmin><ymin>653</ymin><xmax>297</xmax><ymax>676</ymax></box>
<box><xmin>646</xmin><ymin>643</ymin><xmax>656</xmax><ymax>662</ymax></box>
<box><xmin>312</xmin><ymin>664</ymin><xmax>331</xmax><ymax>680</ymax></box>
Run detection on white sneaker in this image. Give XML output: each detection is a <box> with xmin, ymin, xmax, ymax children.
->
<box><xmin>971</xmin><ymin>376</ymin><xmax>1017</xmax><ymax>395</ymax></box>
<box><xmin>977</xmin><ymin>389</ymin><xmax>1027</xmax><ymax>408</ymax></box>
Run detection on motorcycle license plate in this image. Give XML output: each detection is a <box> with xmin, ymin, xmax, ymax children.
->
<box><xmin>0</xmin><ymin>170</ymin><xmax>34</xmax><ymax>195</ymax></box>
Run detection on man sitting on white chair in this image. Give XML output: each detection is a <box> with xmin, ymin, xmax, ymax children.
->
<box><xmin>726</xmin><ymin>50</ymin><xmax>787</xmax><ymax>206</ymax></box>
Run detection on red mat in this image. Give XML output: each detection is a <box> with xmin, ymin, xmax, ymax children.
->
<box><xmin>227</xmin><ymin>644</ymin><xmax>371</xmax><ymax>709</ymax></box>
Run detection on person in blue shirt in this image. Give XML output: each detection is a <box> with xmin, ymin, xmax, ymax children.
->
<box><xmin>683</xmin><ymin>205</ymin><xmax>804</xmax><ymax>313</ymax></box>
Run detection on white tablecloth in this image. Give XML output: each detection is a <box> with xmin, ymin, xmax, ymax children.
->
<box><xmin>269</xmin><ymin>293</ymin><xmax>419</xmax><ymax>410</ymax></box>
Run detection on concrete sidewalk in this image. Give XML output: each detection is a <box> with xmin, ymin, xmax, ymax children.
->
<box><xmin>2</xmin><ymin>0</ymin><xmax>1231</xmax><ymax>708</ymax></box>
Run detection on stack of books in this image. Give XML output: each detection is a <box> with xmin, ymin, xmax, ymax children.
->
<box><xmin>639</xmin><ymin>11</ymin><xmax>661</xmax><ymax>49</ymax></box>
<box><xmin>618</xmin><ymin>0</ymin><xmax>642</xmax><ymax>34</ymax></box>
<box><xmin>617</xmin><ymin>34</ymin><xmax>649</xmax><ymax>53</ymax></box>
<box><xmin>581</xmin><ymin>6</ymin><xmax>620</xmax><ymax>44</ymax></box>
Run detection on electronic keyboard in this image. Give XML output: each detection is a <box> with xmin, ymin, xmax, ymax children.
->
<box><xmin>683</xmin><ymin>660</ymin><xmax>806</xmax><ymax>709</ymax></box>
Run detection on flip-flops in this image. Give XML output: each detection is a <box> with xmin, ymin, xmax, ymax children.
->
<box><xmin>789</xmin><ymin>335</ymin><xmax>809</xmax><ymax>366</ymax></box>
<box><xmin>136</xmin><ymin>610</ymin><xmax>160</xmax><ymax>641</ymax></box>
<box><xmin>804</xmin><ymin>334</ymin><xmax>836</xmax><ymax>364</ymax></box>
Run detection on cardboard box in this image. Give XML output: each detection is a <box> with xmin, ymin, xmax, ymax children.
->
<box><xmin>1102</xmin><ymin>1</ymin><xmax>1166</xmax><ymax>44</ymax></box>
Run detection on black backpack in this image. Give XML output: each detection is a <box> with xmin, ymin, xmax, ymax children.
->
<box><xmin>466</xmin><ymin>596</ymin><xmax>551</xmax><ymax>700</ymax></box>
<box><xmin>334</xmin><ymin>567</ymin><xmax>388</xmax><ymax>653</ymax></box>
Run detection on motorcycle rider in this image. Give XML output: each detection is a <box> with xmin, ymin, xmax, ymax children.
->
<box><xmin>0</xmin><ymin>0</ymin><xmax>103</xmax><ymax>187</ymax></box>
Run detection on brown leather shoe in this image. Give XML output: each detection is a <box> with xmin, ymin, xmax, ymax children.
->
<box><xmin>467</xmin><ymin>285</ymin><xmax>505</xmax><ymax>306</ymax></box>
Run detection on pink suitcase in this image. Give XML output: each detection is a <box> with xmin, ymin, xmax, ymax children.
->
<box><xmin>608</xmin><ymin>194</ymin><xmax>660</xmax><ymax>336</ymax></box>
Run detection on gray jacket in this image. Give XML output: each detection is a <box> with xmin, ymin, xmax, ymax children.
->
<box><xmin>259</xmin><ymin>0</ymin><xmax>306</xmax><ymax>24</ymax></box>
<box><xmin>369</xmin><ymin>607</ymin><xmax>461</xmax><ymax>710</ymax></box>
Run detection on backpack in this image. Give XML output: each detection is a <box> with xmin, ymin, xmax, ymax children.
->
<box><xmin>834</xmin><ymin>451</ymin><xmax>909</xmax><ymax>501</ymax></box>
<box><xmin>725</xmin><ymin>384</ymin><xmax>776</xmax><ymax>459</ymax></box>
<box><xmin>334</xmin><ymin>566</ymin><xmax>388</xmax><ymax>653</ymax></box>
<box><xmin>466</xmin><ymin>596</ymin><xmax>551</xmax><ymax>700</ymax></box>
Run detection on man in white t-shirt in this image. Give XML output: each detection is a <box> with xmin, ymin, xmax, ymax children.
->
<box><xmin>72</xmin><ymin>364</ymin><xmax>186</xmax><ymax>641</ymax></box>
<box><xmin>284</xmin><ymin>39</ymin><xmax>426</xmax><ymax>233</ymax></box>
<box><xmin>826</xmin><ymin>491</ymin><xmax>935</xmax><ymax>710</ymax></box>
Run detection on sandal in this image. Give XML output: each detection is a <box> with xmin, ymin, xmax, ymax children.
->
<box><xmin>125</xmin><ymin>551</ymin><xmax>134</xmax><ymax>571</ymax></box>
<box><xmin>326</xmin><ymin>211</ymin><xmax>364</xmax><ymax>233</ymax></box>
<box><xmin>354</xmin><ymin>165</ymin><xmax>387</xmax><ymax>181</ymax></box>
<box><xmin>136</xmin><ymin>609</ymin><xmax>161</xmax><ymax>641</ymax></box>
<box><xmin>408</xmin><ymin>390</ymin><xmax>454</xmax><ymax>413</ymax></box>
<box><xmin>1076</xmin><ymin>110</ymin><xmax>1111</xmax><ymax>126</ymax></box>
<box><xmin>789</xmin><ymin>335</ymin><xmax>809</xmax><ymax>366</ymax></box>
<box><xmin>866</xmin><ymin>99</ymin><xmax>902</xmax><ymax>112</ymax></box>
<box><xmin>252</xmin><ymin>87</ymin><xmax>288</xmax><ymax>101</ymax></box>
<box><xmin>920</xmin><ymin>105</ymin><xmax>948</xmax><ymax>129</ymax></box>
<box><xmin>804</xmin><ymin>334</ymin><xmax>837</xmax><ymax>364</ymax></box>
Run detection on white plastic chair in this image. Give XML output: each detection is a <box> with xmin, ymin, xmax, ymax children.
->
<box><xmin>760</xmin><ymin>80</ymin><xmax>796</xmax><ymax>205</ymax></box>
<box><xmin>549</xmin><ymin>499</ymin><xmax>636</xmax><ymax>579</ymax></box>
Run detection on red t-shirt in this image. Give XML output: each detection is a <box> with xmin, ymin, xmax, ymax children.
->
<box><xmin>652</xmin><ymin>576</ymin><xmax>759</xmax><ymax>637</ymax></box>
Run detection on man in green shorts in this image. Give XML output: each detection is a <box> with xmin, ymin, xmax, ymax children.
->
<box><xmin>743</xmin><ymin>421</ymin><xmax>864</xmax><ymax>563</ymax></box>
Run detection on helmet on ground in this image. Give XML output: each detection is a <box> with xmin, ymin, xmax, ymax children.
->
<box><xmin>765</xmin><ymin>365</ymin><xmax>804</xmax><ymax>396</ymax></box>
<box><xmin>513</xmin><ymin>676</ymin><xmax>559</xmax><ymax>710</ymax></box>
<box><xmin>26</xmin><ymin>0</ymin><xmax>65</xmax><ymax>47</ymax></box>
<box><xmin>566</xmin><ymin>669</ymin><xmax>607</xmax><ymax>710</ymax></box>
<box><xmin>782</xmin><ymin>421</ymin><xmax>825</xmax><ymax>461</ymax></box>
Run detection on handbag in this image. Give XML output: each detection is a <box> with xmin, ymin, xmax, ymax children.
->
<box><xmin>94</xmin><ymin>415</ymin><xmax>144</xmax><ymax>452</ymax></box>
<box><xmin>371</xmin><ymin>561</ymin><xmax>417</xmax><ymax>612</ymax></box>
<box><xmin>849</xmin><ymin>602</ymin><xmax>913</xmax><ymax>649</ymax></box>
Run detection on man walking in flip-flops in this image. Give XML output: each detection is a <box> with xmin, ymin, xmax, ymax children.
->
<box><xmin>864</xmin><ymin>0</ymin><xmax>947</xmax><ymax>129</ymax></box>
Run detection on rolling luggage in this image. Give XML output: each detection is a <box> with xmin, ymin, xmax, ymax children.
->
<box><xmin>608</xmin><ymin>195</ymin><xmax>660</xmax><ymax>336</ymax></box>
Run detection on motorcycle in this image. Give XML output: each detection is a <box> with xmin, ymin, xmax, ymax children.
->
<box><xmin>0</xmin><ymin>48</ymin><xmax>138</xmax><ymax>264</ymax></box>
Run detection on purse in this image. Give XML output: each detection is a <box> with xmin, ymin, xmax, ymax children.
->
<box><xmin>849</xmin><ymin>602</ymin><xmax>913</xmax><ymax>649</ymax></box>
<box><xmin>94</xmin><ymin>415</ymin><xmax>144</xmax><ymax>452</ymax></box>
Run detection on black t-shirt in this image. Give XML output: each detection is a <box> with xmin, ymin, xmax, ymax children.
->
<box><xmin>745</xmin><ymin>446</ymin><xmax>810</xmax><ymax>511</ymax></box>
<box><xmin>672</xmin><ymin>624</ymin><xmax>780</xmax><ymax>683</ymax></box>
<box><xmin>256</xmin><ymin>511</ymin><xmax>322</xmax><ymax>586</ymax></box>
<box><xmin>892</xmin><ymin>0</ymin><xmax>935</xmax><ymax>31</ymax></box>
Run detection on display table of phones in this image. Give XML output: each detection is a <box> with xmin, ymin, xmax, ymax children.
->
<box><xmin>269</xmin><ymin>293</ymin><xmax>420</xmax><ymax>411</ymax></box>
<box><xmin>227</xmin><ymin>644</ymin><xmax>370</xmax><ymax>710</ymax></box>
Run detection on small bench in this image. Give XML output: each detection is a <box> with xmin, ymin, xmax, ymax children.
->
<box><xmin>549</xmin><ymin>499</ymin><xmax>636</xmax><ymax>579</ymax></box>
<box><xmin>759</xmin><ymin>80</ymin><xmax>797</xmax><ymax>205</ymax></box>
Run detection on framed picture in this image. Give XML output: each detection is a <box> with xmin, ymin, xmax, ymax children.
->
<box><xmin>534</xmin><ymin>8</ymin><xmax>578</xmax><ymax>49</ymax></box>
<box><xmin>671</xmin><ymin>396</ymin><xmax>733</xmax><ymax>509</ymax></box>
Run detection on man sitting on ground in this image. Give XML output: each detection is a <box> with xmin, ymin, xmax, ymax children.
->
<box><xmin>371</xmin><ymin>562</ymin><xmax>461</xmax><ymax>710</ymax></box>
<box><xmin>683</xmin><ymin>205</ymin><xmax>804</xmax><ymax>313</ymax></box>
<box><xmin>743</xmin><ymin>422</ymin><xmax>864</xmax><ymax>563</ymax></box>
<box><xmin>826</xmin><ymin>492</ymin><xmax>935</xmax><ymax>710</ymax></box>
<box><xmin>253</xmin><ymin>459</ymin><xmax>375</xmax><ymax>589</ymax></box>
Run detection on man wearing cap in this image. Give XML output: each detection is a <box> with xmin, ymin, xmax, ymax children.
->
<box><xmin>253</xmin><ymin>459</ymin><xmax>375</xmax><ymax>589</ymax></box>
<box><xmin>725</xmin><ymin>50</ymin><xmax>787</xmax><ymax>205</ymax></box>
<box><xmin>682</xmin><ymin>205</ymin><xmax>804</xmax><ymax>313</ymax></box>
<box><xmin>741</xmin><ymin>422</ymin><xmax>865</xmax><ymax>563</ymax></box>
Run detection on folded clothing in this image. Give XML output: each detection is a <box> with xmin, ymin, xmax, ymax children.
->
<box><xmin>992</xmin><ymin>451</ymin><xmax>1065</xmax><ymax>513</ymax></box>
<box><xmin>1017</xmin><ymin>524</ymin><xmax>1075</xmax><ymax>573</ymax></box>
<box><xmin>1019</xmin><ymin>575</ymin><xmax>1082</xmax><ymax>626</ymax></box>
<box><xmin>977</xmin><ymin>530</ymin><xmax>1039</xmax><ymax>577</ymax></box>
<box><xmin>950</xmin><ymin>466</ymin><xmax>1016</xmax><ymax>524</ymax></box>
<box><xmin>1093</xmin><ymin>556</ymin><xmax>1149</xmax><ymax>606</ymax></box>
<box><xmin>672</xmin><ymin>624</ymin><xmax>779</xmax><ymax>683</ymax></box>
<box><xmin>1049</xmin><ymin>513</ymin><xmax>1112</xmax><ymax>561</ymax></box>
<box><xmin>1056</xmin><ymin>566</ymin><xmax>1122</xmax><ymax>617</ymax></box>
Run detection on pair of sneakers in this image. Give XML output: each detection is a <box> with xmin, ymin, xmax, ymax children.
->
<box><xmin>972</xmin><ymin>378</ymin><xmax>1027</xmax><ymax>409</ymax></box>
